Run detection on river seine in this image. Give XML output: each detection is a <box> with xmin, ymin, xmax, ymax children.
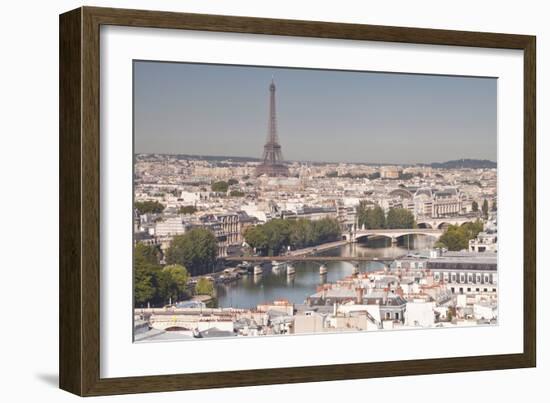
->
<box><xmin>215</xmin><ymin>235</ymin><xmax>436</xmax><ymax>309</ymax></box>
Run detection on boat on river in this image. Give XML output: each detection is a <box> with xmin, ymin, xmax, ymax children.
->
<box><xmin>253</xmin><ymin>265</ymin><xmax>263</xmax><ymax>276</ymax></box>
<box><xmin>237</xmin><ymin>262</ymin><xmax>252</xmax><ymax>275</ymax></box>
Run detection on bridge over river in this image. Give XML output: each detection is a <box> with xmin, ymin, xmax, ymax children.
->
<box><xmin>350</xmin><ymin>228</ymin><xmax>443</xmax><ymax>242</ymax></box>
<box><xmin>224</xmin><ymin>255</ymin><xmax>398</xmax><ymax>263</ymax></box>
<box><xmin>224</xmin><ymin>228</ymin><xmax>440</xmax><ymax>264</ymax></box>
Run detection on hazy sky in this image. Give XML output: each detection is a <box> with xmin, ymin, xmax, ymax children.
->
<box><xmin>134</xmin><ymin>61</ymin><xmax>497</xmax><ymax>164</ymax></box>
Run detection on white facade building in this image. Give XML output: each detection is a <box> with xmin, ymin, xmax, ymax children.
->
<box><xmin>154</xmin><ymin>216</ymin><xmax>187</xmax><ymax>237</ymax></box>
<box><xmin>404</xmin><ymin>301</ymin><xmax>436</xmax><ymax>327</ymax></box>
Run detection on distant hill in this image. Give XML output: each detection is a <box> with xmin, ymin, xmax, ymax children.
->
<box><xmin>175</xmin><ymin>154</ymin><xmax>261</xmax><ymax>163</ymax></box>
<box><xmin>426</xmin><ymin>159</ymin><xmax>497</xmax><ymax>169</ymax></box>
<box><xmin>138</xmin><ymin>153</ymin><xmax>260</xmax><ymax>163</ymax></box>
<box><xmin>136</xmin><ymin>153</ymin><xmax>496</xmax><ymax>168</ymax></box>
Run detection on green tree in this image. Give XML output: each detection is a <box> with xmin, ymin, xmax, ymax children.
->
<box><xmin>227</xmin><ymin>178</ymin><xmax>239</xmax><ymax>186</ymax></box>
<box><xmin>289</xmin><ymin>219</ymin><xmax>314</xmax><ymax>249</ymax></box>
<box><xmin>461</xmin><ymin>220</ymin><xmax>484</xmax><ymax>240</ymax></box>
<box><xmin>178</xmin><ymin>205</ymin><xmax>197</xmax><ymax>215</ymax></box>
<box><xmin>263</xmin><ymin>219</ymin><xmax>292</xmax><ymax>255</ymax></box>
<box><xmin>195</xmin><ymin>277</ymin><xmax>214</xmax><ymax>296</ymax></box>
<box><xmin>134</xmin><ymin>200</ymin><xmax>165</xmax><ymax>215</ymax></box>
<box><xmin>398</xmin><ymin>172</ymin><xmax>413</xmax><ymax>180</ymax></box>
<box><xmin>436</xmin><ymin>220</ymin><xmax>484</xmax><ymax>251</ymax></box>
<box><xmin>471</xmin><ymin>200</ymin><xmax>479</xmax><ymax>212</ymax></box>
<box><xmin>358</xmin><ymin>202</ymin><xmax>385</xmax><ymax>229</ymax></box>
<box><xmin>165</xmin><ymin>228</ymin><xmax>218</xmax><ymax>275</ymax></box>
<box><xmin>243</xmin><ymin>225</ymin><xmax>269</xmax><ymax>254</ymax></box>
<box><xmin>357</xmin><ymin>201</ymin><xmax>368</xmax><ymax>228</ymax></box>
<box><xmin>135</xmin><ymin>242</ymin><xmax>161</xmax><ymax>264</ymax></box>
<box><xmin>157</xmin><ymin>264</ymin><xmax>189</xmax><ymax>304</ymax></box>
<box><xmin>229</xmin><ymin>190</ymin><xmax>245</xmax><ymax>197</ymax></box>
<box><xmin>368</xmin><ymin>172</ymin><xmax>381</xmax><ymax>180</ymax></box>
<box><xmin>211</xmin><ymin>181</ymin><xmax>229</xmax><ymax>193</ymax></box>
<box><xmin>491</xmin><ymin>199</ymin><xmax>497</xmax><ymax>212</ymax></box>
<box><xmin>385</xmin><ymin>208</ymin><xmax>416</xmax><ymax>229</ymax></box>
<box><xmin>357</xmin><ymin>201</ymin><xmax>372</xmax><ymax>228</ymax></box>
<box><xmin>482</xmin><ymin>199</ymin><xmax>489</xmax><ymax>218</ymax></box>
<box><xmin>244</xmin><ymin>218</ymin><xmax>341</xmax><ymax>256</ymax></box>
<box><xmin>370</xmin><ymin>206</ymin><xmax>386</xmax><ymax>228</ymax></box>
<box><xmin>436</xmin><ymin>226</ymin><xmax>468</xmax><ymax>251</ymax></box>
<box><xmin>311</xmin><ymin>217</ymin><xmax>341</xmax><ymax>244</ymax></box>
<box><xmin>133</xmin><ymin>243</ymin><xmax>161</xmax><ymax>306</ymax></box>
<box><xmin>164</xmin><ymin>264</ymin><xmax>189</xmax><ymax>289</ymax></box>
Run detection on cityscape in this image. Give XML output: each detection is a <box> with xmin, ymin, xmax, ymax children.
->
<box><xmin>133</xmin><ymin>62</ymin><xmax>497</xmax><ymax>342</ymax></box>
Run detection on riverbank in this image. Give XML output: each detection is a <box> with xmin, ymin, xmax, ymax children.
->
<box><xmin>286</xmin><ymin>239</ymin><xmax>351</xmax><ymax>257</ymax></box>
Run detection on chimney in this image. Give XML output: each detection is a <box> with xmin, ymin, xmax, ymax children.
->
<box><xmin>355</xmin><ymin>287</ymin><xmax>364</xmax><ymax>304</ymax></box>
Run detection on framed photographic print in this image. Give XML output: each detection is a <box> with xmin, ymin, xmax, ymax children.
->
<box><xmin>59</xmin><ymin>6</ymin><xmax>536</xmax><ymax>396</ymax></box>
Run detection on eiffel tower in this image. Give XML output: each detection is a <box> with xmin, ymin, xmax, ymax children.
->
<box><xmin>255</xmin><ymin>78</ymin><xmax>289</xmax><ymax>177</ymax></box>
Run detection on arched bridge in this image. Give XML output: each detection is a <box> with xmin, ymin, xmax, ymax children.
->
<box><xmin>351</xmin><ymin>228</ymin><xmax>443</xmax><ymax>242</ymax></box>
<box><xmin>224</xmin><ymin>255</ymin><xmax>396</xmax><ymax>275</ymax></box>
<box><xmin>225</xmin><ymin>256</ymin><xmax>396</xmax><ymax>263</ymax></box>
<box><xmin>416</xmin><ymin>217</ymin><xmax>476</xmax><ymax>229</ymax></box>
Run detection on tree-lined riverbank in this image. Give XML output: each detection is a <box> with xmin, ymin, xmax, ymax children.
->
<box><xmin>243</xmin><ymin>217</ymin><xmax>341</xmax><ymax>256</ymax></box>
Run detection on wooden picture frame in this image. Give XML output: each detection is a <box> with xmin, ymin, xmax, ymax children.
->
<box><xmin>59</xmin><ymin>6</ymin><xmax>536</xmax><ymax>396</ymax></box>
